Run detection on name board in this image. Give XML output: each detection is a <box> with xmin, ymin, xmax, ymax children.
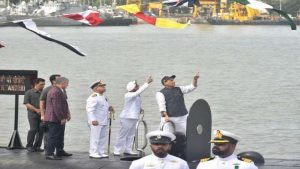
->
<box><xmin>0</xmin><ymin>70</ymin><xmax>38</xmax><ymax>95</ymax></box>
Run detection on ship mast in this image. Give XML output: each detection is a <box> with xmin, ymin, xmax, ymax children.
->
<box><xmin>279</xmin><ymin>0</ymin><xmax>282</xmax><ymax>10</ymax></box>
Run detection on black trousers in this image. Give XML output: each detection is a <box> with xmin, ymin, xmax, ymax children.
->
<box><xmin>47</xmin><ymin>122</ymin><xmax>65</xmax><ymax>155</ymax></box>
<box><xmin>44</xmin><ymin>131</ymin><xmax>48</xmax><ymax>150</ymax></box>
<box><xmin>26</xmin><ymin>117</ymin><xmax>43</xmax><ymax>148</ymax></box>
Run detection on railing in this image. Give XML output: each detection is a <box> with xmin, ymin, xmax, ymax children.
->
<box><xmin>160</xmin><ymin>120</ymin><xmax>176</xmax><ymax>133</ymax></box>
<box><xmin>134</xmin><ymin>109</ymin><xmax>148</xmax><ymax>155</ymax></box>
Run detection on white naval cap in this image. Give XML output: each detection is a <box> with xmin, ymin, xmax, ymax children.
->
<box><xmin>90</xmin><ymin>80</ymin><xmax>106</xmax><ymax>89</ymax></box>
<box><xmin>146</xmin><ymin>130</ymin><xmax>176</xmax><ymax>144</ymax></box>
<box><xmin>210</xmin><ymin>130</ymin><xmax>240</xmax><ymax>144</ymax></box>
<box><xmin>126</xmin><ymin>80</ymin><xmax>137</xmax><ymax>91</ymax></box>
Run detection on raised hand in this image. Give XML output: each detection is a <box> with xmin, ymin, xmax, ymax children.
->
<box><xmin>194</xmin><ymin>72</ymin><xmax>200</xmax><ymax>80</ymax></box>
<box><xmin>147</xmin><ymin>76</ymin><xmax>153</xmax><ymax>84</ymax></box>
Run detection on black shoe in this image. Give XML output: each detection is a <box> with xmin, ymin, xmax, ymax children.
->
<box><xmin>27</xmin><ymin>147</ymin><xmax>35</xmax><ymax>152</ymax></box>
<box><xmin>45</xmin><ymin>155</ymin><xmax>62</xmax><ymax>160</ymax></box>
<box><xmin>34</xmin><ymin>147</ymin><xmax>44</xmax><ymax>152</ymax></box>
<box><xmin>56</xmin><ymin>151</ymin><xmax>72</xmax><ymax>157</ymax></box>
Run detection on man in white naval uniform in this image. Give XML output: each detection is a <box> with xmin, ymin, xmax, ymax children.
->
<box><xmin>114</xmin><ymin>76</ymin><xmax>153</xmax><ymax>155</ymax></box>
<box><xmin>156</xmin><ymin>73</ymin><xmax>199</xmax><ymax>135</ymax></box>
<box><xmin>196</xmin><ymin>130</ymin><xmax>258</xmax><ymax>169</ymax></box>
<box><xmin>129</xmin><ymin>130</ymin><xmax>189</xmax><ymax>169</ymax></box>
<box><xmin>86</xmin><ymin>80</ymin><xmax>114</xmax><ymax>158</ymax></box>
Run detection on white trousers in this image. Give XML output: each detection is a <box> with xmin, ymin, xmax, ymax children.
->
<box><xmin>114</xmin><ymin>118</ymin><xmax>138</xmax><ymax>153</ymax></box>
<box><xmin>89</xmin><ymin>124</ymin><xmax>108</xmax><ymax>156</ymax></box>
<box><xmin>160</xmin><ymin>114</ymin><xmax>188</xmax><ymax>135</ymax></box>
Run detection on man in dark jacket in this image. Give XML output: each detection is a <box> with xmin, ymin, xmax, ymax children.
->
<box><xmin>40</xmin><ymin>74</ymin><xmax>61</xmax><ymax>154</ymax></box>
<box><xmin>156</xmin><ymin>72</ymin><xmax>199</xmax><ymax>135</ymax></box>
<box><xmin>45</xmin><ymin>77</ymin><xmax>72</xmax><ymax>160</ymax></box>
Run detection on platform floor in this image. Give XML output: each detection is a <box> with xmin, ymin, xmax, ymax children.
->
<box><xmin>0</xmin><ymin>149</ymin><xmax>299</xmax><ymax>169</ymax></box>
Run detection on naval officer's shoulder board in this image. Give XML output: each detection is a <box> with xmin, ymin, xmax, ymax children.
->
<box><xmin>238</xmin><ymin>156</ymin><xmax>253</xmax><ymax>163</ymax></box>
<box><xmin>199</xmin><ymin>157</ymin><xmax>214</xmax><ymax>163</ymax></box>
<box><xmin>91</xmin><ymin>93</ymin><xmax>98</xmax><ymax>97</ymax></box>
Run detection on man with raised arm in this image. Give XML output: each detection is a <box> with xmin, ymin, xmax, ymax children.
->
<box><xmin>156</xmin><ymin>73</ymin><xmax>199</xmax><ymax>135</ymax></box>
<box><xmin>114</xmin><ymin>76</ymin><xmax>153</xmax><ymax>155</ymax></box>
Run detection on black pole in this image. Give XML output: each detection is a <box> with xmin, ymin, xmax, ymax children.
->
<box><xmin>8</xmin><ymin>95</ymin><xmax>24</xmax><ymax>149</ymax></box>
<box><xmin>14</xmin><ymin>94</ymin><xmax>18</xmax><ymax>130</ymax></box>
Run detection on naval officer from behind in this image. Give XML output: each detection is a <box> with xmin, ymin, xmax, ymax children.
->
<box><xmin>129</xmin><ymin>130</ymin><xmax>189</xmax><ymax>169</ymax></box>
<box><xmin>86</xmin><ymin>80</ymin><xmax>114</xmax><ymax>158</ymax></box>
<box><xmin>156</xmin><ymin>72</ymin><xmax>199</xmax><ymax>135</ymax></box>
<box><xmin>114</xmin><ymin>76</ymin><xmax>153</xmax><ymax>155</ymax></box>
<box><xmin>196</xmin><ymin>130</ymin><xmax>258</xmax><ymax>169</ymax></box>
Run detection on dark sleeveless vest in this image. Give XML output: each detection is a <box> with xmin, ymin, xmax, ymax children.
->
<box><xmin>160</xmin><ymin>87</ymin><xmax>188</xmax><ymax>117</ymax></box>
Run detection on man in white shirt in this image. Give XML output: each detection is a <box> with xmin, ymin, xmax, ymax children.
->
<box><xmin>156</xmin><ymin>73</ymin><xmax>199</xmax><ymax>135</ymax></box>
<box><xmin>114</xmin><ymin>76</ymin><xmax>153</xmax><ymax>155</ymax></box>
<box><xmin>86</xmin><ymin>80</ymin><xmax>114</xmax><ymax>158</ymax></box>
<box><xmin>129</xmin><ymin>130</ymin><xmax>190</xmax><ymax>169</ymax></box>
<box><xmin>196</xmin><ymin>130</ymin><xmax>258</xmax><ymax>169</ymax></box>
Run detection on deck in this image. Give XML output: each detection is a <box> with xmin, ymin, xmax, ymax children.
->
<box><xmin>0</xmin><ymin>148</ymin><xmax>299</xmax><ymax>169</ymax></box>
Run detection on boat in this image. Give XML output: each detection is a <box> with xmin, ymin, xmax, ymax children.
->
<box><xmin>0</xmin><ymin>0</ymin><xmax>135</xmax><ymax>26</ymax></box>
<box><xmin>206</xmin><ymin>1</ymin><xmax>300</xmax><ymax>26</ymax></box>
<box><xmin>4</xmin><ymin>11</ymin><xmax>135</xmax><ymax>27</ymax></box>
<box><xmin>207</xmin><ymin>17</ymin><xmax>300</xmax><ymax>26</ymax></box>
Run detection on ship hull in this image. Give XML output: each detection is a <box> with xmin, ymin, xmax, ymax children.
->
<box><xmin>2</xmin><ymin>15</ymin><xmax>134</xmax><ymax>26</ymax></box>
<box><xmin>207</xmin><ymin>18</ymin><xmax>300</xmax><ymax>26</ymax></box>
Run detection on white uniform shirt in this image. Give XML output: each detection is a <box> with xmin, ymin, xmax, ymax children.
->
<box><xmin>119</xmin><ymin>83</ymin><xmax>149</xmax><ymax>119</ymax></box>
<box><xmin>196</xmin><ymin>154</ymin><xmax>258</xmax><ymax>169</ymax></box>
<box><xmin>156</xmin><ymin>84</ymin><xmax>196</xmax><ymax>112</ymax></box>
<box><xmin>86</xmin><ymin>93</ymin><xmax>110</xmax><ymax>126</ymax></box>
<box><xmin>129</xmin><ymin>154</ymin><xmax>190</xmax><ymax>169</ymax></box>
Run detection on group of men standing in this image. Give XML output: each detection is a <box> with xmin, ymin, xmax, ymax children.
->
<box><xmin>24</xmin><ymin>72</ymin><xmax>199</xmax><ymax>159</ymax></box>
<box><xmin>85</xmin><ymin>72</ymin><xmax>258</xmax><ymax>169</ymax></box>
<box><xmin>23</xmin><ymin>72</ymin><xmax>259</xmax><ymax>169</ymax></box>
<box><xmin>23</xmin><ymin>74</ymin><xmax>72</xmax><ymax>160</ymax></box>
<box><xmin>86</xmin><ymin>72</ymin><xmax>199</xmax><ymax>158</ymax></box>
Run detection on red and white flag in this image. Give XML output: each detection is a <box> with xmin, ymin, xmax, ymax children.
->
<box><xmin>0</xmin><ymin>43</ymin><xmax>4</xmax><ymax>48</ymax></box>
<box><xmin>63</xmin><ymin>10</ymin><xmax>104</xmax><ymax>26</ymax></box>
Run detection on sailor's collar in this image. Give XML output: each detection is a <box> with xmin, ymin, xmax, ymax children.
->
<box><xmin>216</xmin><ymin>154</ymin><xmax>236</xmax><ymax>161</ymax></box>
<box><xmin>151</xmin><ymin>153</ymin><xmax>170</xmax><ymax>161</ymax></box>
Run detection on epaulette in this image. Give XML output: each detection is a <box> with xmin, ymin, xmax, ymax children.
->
<box><xmin>238</xmin><ymin>157</ymin><xmax>253</xmax><ymax>163</ymax></box>
<box><xmin>91</xmin><ymin>93</ymin><xmax>97</xmax><ymax>97</ymax></box>
<box><xmin>200</xmin><ymin>157</ymin><xmax>214</xmax><ymax>163</ymax></box>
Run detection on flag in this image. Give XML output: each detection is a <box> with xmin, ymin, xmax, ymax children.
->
<box><xmin>118</xmin><ymin>4</ymin><xmax>187</xmax><ymax>29</ymax></box>
<box><xmin>0</xmin><ymin>43</ymin><xmax>4</xmax><ymax>48</ymax></box>
<box><xmin>155</xmin><ymin>18</ymin><xmax>188</xmax><ymax>29</ymax></box>
<box><xmin>13</xmin><ymin>19</ymin><xmax>86</xmax><ymax>56</ymax></box>
<box><xmin>63</xmin><ymin>10</ymin><xmax>104</xmax><ymax>26</ymax></box>
<box><xmin>234</xmin><ymin>0</ymin><xmax>296</xmax><ymax>30</ymax></box>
